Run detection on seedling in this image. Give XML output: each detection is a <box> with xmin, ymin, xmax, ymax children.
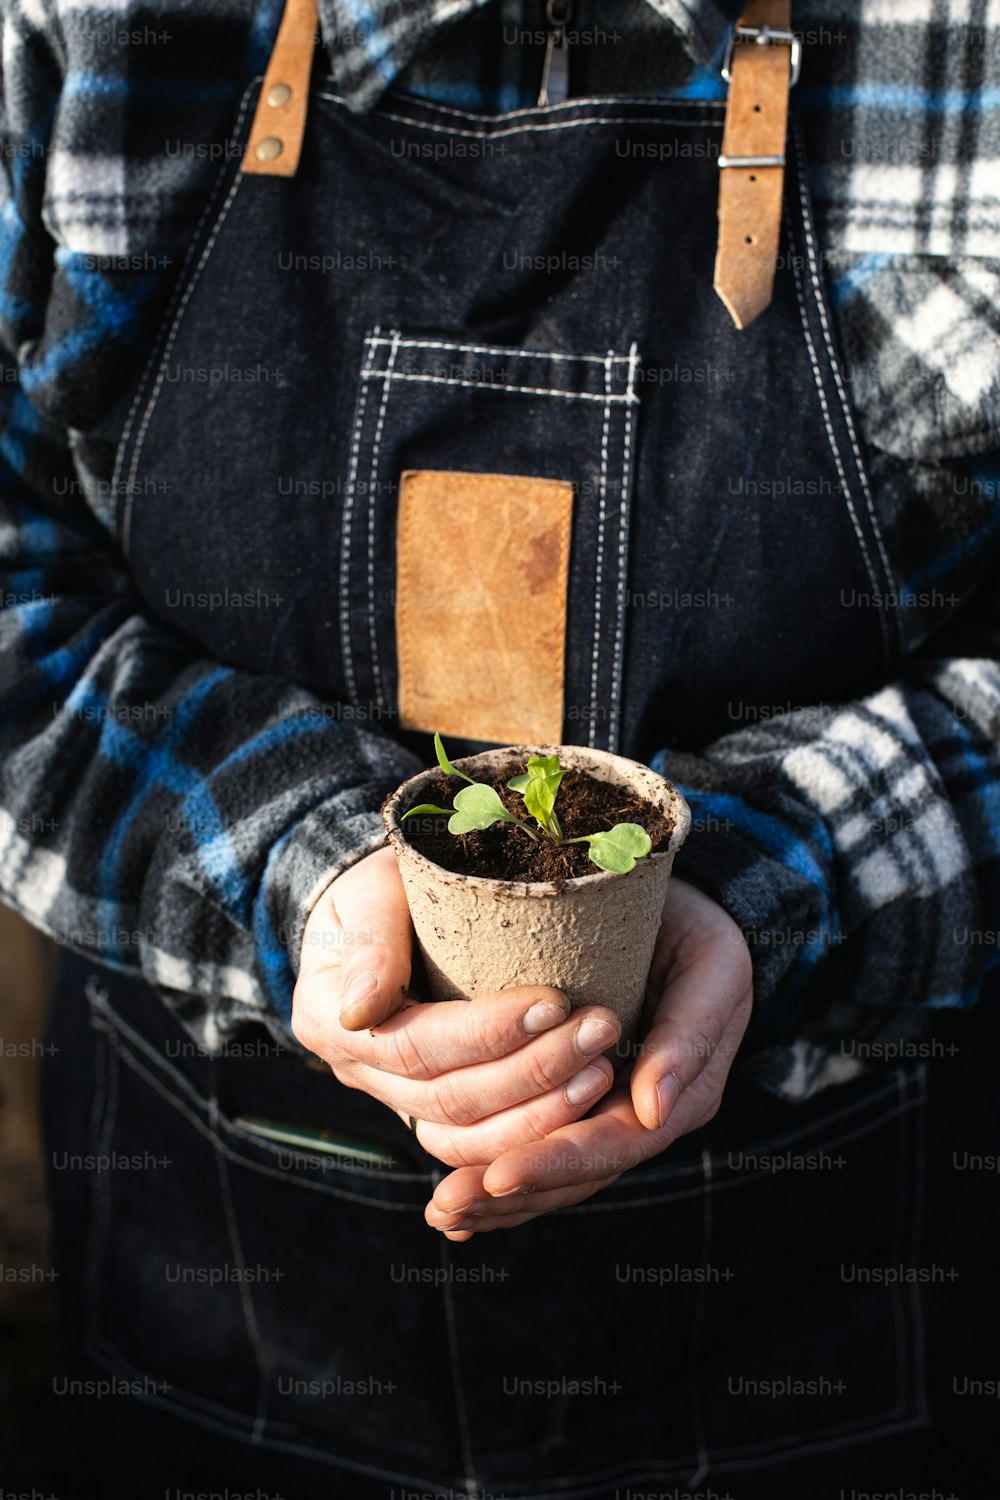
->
<box><xmin>402</xmin><ymin>734</ymin><xmax>653</xmax><ymax>874</ymax></box>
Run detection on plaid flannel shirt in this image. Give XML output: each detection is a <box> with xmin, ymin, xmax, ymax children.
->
<box><xmin>1</xmin><ymin>0</ymin><xmax>998</xmax><ymax>1099</ymax></box>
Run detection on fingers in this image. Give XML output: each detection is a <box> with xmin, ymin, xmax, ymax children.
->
<box><xmin>462</xmin><ymin>1004</ymin><xmax>751</xmax><ymax>1208</ymax></box>
<box><xmin>631</xmin><ymin>983</ymin><xmax>752</xmax><ymax>1133</ymax></box>
<box><xmin>294</xmin><ymin>847</ymin><xmax>413</xmax><ymax>1041</ymax></box>
<box><xmin>421</xmin><ymin>1092</ymin><xmax>647</xmax><ymax>1237</ymax></box>
<box><xmin>351</xmin><ymin>1025</ymin><xmax>618</xmax><ymax>1133</ymax></box>
<box><xmin>290</xmin><ymin>847</ymin><xmax>626</xmax><ymax>1154</ymax></box>
<box><xmin>630</xmin><ymin>982</ymin><xmax>731</xmax><ymax>1133</ymax></box>
<box><xmin>479</xmin><ymin>1087</ymin><xmax>648</xmax><ymax>1195</ymax></box>
<box><xmin>630</xmin><ymin>914</ymin><xmax>752</xmax><ymax>1132</ymax></box>
<box><xmin>409</xmin><ymin>1051</ymin><xmax>615</xmax><ymax>1163</ymax></box>
<box><xmin>425</xmin><ymin>1172</ymin><xmax>620</xmax><ymax>1237</ymax></box>
<box><xmin>357</xmin><ymin>984</ymin><xmax>578</xmax><ymax>1078</ymax></box>
<box><xmin>412</xmin><ymin>883</ymin><xmax>756</xmax><ymax>1238</ymax></box>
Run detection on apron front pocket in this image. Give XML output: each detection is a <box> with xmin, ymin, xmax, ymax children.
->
<box><xmin>341</xmin><ymin>328</ymin><xmax>641</xmax><ymax>751</ymax></box>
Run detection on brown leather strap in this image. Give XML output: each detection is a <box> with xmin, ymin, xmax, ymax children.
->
<box><xmin>713</xmin><ymin>1</ymin><xmax>796</xmax><ymax>329</ymax></box>
<box><xmin>241</xmin><ymin>0</ymin><xmax>319</xmax><ymax>177</ymax></box>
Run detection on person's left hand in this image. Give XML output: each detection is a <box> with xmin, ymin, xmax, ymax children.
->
<box><xmin>424</xmin><ymin>877</ymin><xmax>753</xmax><ymax>1238</ymax></box>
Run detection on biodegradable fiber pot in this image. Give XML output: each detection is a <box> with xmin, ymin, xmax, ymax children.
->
<box><xmin>382</xmin><ymin>745</ymin><xmax>692</xmax><ymax>1052</ymax></box>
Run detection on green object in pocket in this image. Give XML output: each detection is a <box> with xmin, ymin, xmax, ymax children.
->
<box><xmin>234</xmin><ymin>1114</ymin><xmax>417</xmax><ymax>1171</ymax></box>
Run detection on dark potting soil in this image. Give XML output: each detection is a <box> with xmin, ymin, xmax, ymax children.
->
<box><xmin>395</xmin><ymin>761</ymin><xmax>674</xmax><ymax>883</ymax></box>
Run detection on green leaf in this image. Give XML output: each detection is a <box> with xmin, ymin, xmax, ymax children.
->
<box><xmin>401</xmin><ymin>802</ymin><xmax>454</xmax><ymax>821</ymax></box>
<box><xmin>434</xmin><ymin>731</ymin><xmax>475</xmax><ymax>784</ymax></box>
<box><xmin>585</xmin><ymin>823</ymin><xmax>652</xmax><ymax>874</ymax></box>
<box><xmin>448</xmin><ymin>783</ymin><xmax>524</xmax><ymax>835</ymax></box>
<box><xmin>506</xmin><ymin>773</ymin><xmax>530</xmax><ymax>791</ymax></box>
<box><xmin>522</xmin><ymin>754</ymin><xmax>566</xmax><ymax>833</ymax></box>
<box><xmin>528</xmin><ymin>753</ymin><xmax>563</xmax><ymax>779</ymax></box>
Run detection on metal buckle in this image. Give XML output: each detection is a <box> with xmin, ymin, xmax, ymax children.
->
<box><xmin>717</xmin><ymin>153</ymin><xmax>785</xmax><ymax>169</ymax></box>
<box><xmin>721</xmin><ymin>23</ymin><xmax>802</xmax><ymax>88</ymax></box>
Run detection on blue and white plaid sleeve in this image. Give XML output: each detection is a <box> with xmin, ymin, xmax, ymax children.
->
<box><xmin>0</xmin><ymin>362</ymin><xmax>422</xmax><ymax>1042</ymax></box>
<box><xmin>0</xmin><ymin>351</ymin><xmax>429</xmax><ymax>1049</ymax></box>
<box><xmin>656</xmin><ymin>552</ymin><xmax>1000</xmax><ymax>1102</ymax></box>
<box><xmin>0</xmin><ymin>0</ymin><xmax>424</xmax><ymax>1045</ymax></box>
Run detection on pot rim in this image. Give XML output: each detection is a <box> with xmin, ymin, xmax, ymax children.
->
<box><xmin>382</xmin><ymin>743</ymin><xmax>692</xmax><ymax>897</ymax></box>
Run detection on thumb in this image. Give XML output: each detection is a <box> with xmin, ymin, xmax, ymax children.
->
<box><xmin>629</xmin><ymin>937</ymin><xmax>752</xmax><ymax>1131</ymax></box>
<box><xmin>303</xmin><ymin>846</ymin><xmax>414</xmax><ymax>1031</ymax></box>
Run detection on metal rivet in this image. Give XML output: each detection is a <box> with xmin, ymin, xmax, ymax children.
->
<box><xmin>267</xmin><ymin>82</ymin><xmax>293</xmax><ymax>108</ymax></box>
<box><xmin>255</xmin><ymin>136</ymin><xmax>283</xmax><ymax>162</ymax></box>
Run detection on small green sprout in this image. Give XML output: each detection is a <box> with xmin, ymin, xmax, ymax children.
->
<box><xmin>402</xmin><ymin>735</ymin><xmax>653</xmax><ymax>874</ymax></box>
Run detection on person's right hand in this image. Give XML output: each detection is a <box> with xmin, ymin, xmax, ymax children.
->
<box><xmin>290</xmin><ymin>846</ymin><xmax>622</xmax><ymax>1167</ymax></box>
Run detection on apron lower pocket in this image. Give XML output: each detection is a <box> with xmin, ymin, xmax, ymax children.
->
<box><xmin>433</xmin><ymin>1067</ymin><xmax>929</xmax><ymax>1495</ymax></box>
<box><xmin>74</xmin><ymin>978</ymin><xmax>927</xmax><ymax>1494</ymax></box>
<box><xmin>79</xmin><ymin>983</ymin><xmax>469</xmax><ymax>1487</ymax></box>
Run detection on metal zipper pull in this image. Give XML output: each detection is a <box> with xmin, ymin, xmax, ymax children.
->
<box><xmin>538</xmin><ymin>0</ymin><xmax>573</xmax><ymax>106</ymax></box>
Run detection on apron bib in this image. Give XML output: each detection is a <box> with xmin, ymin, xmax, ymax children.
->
<box><xmin>111</xmin><ymin>79</ymin><xmax>902</xmax><ymax>762</ymax></box>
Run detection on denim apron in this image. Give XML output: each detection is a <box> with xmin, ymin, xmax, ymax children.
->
<box><xmin>42</xmin><ymin>33</ymin><xmax>991</xmax><ymax>1500</ymax></box>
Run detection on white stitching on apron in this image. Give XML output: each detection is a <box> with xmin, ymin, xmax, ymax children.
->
<box><xmin>791</xmin><ymin>122</ymin><xmax>904</xmax><ymax>660</ymax></box>
<box><xmin>588</xmin><ymin>353</ymin><xmax>614</xmax><ymax>749</ymax></box>
<box><xmin>359</xmin><ymin>368</ymin><xmax>637</xmax><ymax>402</ymax></box>
<box><xmin>366</xmin><ymin>329</ymin><xmax>400</xmax><ymax>714</ymax></box>
<box><xmin>609</xmin><ymin>341</ymin><xmax>640</xmax><ymax>755</ymax></box>
<box><xmin>340</xmin><ymin>328</ymin><xmax>382</xmax><ymax>705</ymax></box>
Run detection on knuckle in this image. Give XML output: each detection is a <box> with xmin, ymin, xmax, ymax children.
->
<box><xmin>732</xmin><ymin>993</ymin><xmax>754</xmax><ymax>1032</ymax></box>
<box><xmin>329</xmin><ymin>1061</ymin><xmax>360</xmax><ymax>1091</ymax></box>
<box><xmin>680</xmin><ymin>1023</ymin><xmax>720</xmax><ymax>1077</ymax></box>
<box><xmin>471</xmin><ymin>1007</ymin><xmax>518</xmax><ymax>1062</ymax></box>
<box><xmin>380</xmin><ymin>1025</ymin><xmax>435</xmax><ymax>1082</ymax></box>
<box><xmin>438</xmin><ymin>1143</ymin><xmax>469</xmax><ymax>1169</ymax></box>
<box><xmin>426</xmin><ymin>1077</ymin><xmax>476</xmax><ymax>1127</ymax></box>
<box><xmin>733</xmin><ymin>937</ymin><xmax>754</xmax><ymax>986</ymax></box>
<box><xmin>289</xmin><ymin>1001</ymin><xmax>320</xmax><ymax>1057</ymax></box>
<box><xmin>604</xmin><ymin>1118</ymin><xmax>645</xmax><ymax>1174</ymax></box>
<box><xmin>520</xmin><ymin>1045</ymin><xmax>564</xmax><ymax>1098</ymax></box>
<box><xmin>418</xmin><ymin>1130</ymin><xmax>466</xmax><ymax>1169</ymax></box>
<box><xmin>518</xmin><ymin>1099</ymin><xmax>559</xmax><ymax>1142</ymax></box>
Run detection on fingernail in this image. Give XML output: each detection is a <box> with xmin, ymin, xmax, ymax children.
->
<box><xmin>565</xmin><ymin>1062</ymin><xmax>610</xmax><ymax>1106</ymax></box>
<box><xmin>522</xmin><ymin>999</ymin><xmax>569</xmax><ymax>1034</ymax></box>
<box><xmin>488</xmin><ymin>1183</ymin><xmax>531</xmax><ymax>1198</ymax></box>
<box><xmin>450</xmin><ymin>1200</ymin><xmax>488</xmax><ymax>1215</ymax></box>
<box><xmin>575</xmin><ymin>1016</ymin><xmax>619</xmax><ymax>1055</ymax></box>
<box><xmin>444</xmin><ymin>1218</ymin><xmax>474</xmax><ymax>1232</ymax></box>
<box><xmin>340</xmin><ymin>969</ymin><xmax>378</xmax><ymax>1018</ymax></box>
<box><xmin>656</xmin><ymin>1072</ymin><xmax>681</xmax><ymax>1129</ymax></box>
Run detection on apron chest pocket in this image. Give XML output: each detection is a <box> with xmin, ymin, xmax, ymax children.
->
<box><xmin>341</xmin><ymin>327</ymin><xmax>641</xmax><ymax>749</ymax></box>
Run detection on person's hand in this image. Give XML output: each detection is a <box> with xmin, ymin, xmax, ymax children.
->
<box><xmin>291</xmin><ymin>846</ymin><xmax>625</xmax><ymax>1163</ymax></box>
<box><xmin>424</xmin><ymin>877</ymin><xmax>753</xmax><ymax>1238</ymax></box>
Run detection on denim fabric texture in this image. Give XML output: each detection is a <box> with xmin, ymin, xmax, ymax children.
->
<box><xmin>44</xmin><ymin>949</ymin><xmax>999</xmax><ymax>1498</ymax></box>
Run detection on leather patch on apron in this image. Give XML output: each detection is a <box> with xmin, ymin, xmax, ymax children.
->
<box><xmin>396</xmin><ymin>470</ymin><xmax>573</xmax><ymax>745</ymax></box>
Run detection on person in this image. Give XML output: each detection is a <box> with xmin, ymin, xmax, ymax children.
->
<box><xmin>1</xmin><ymin>0</ymin><xmax>998</xmax><ymax>1495</ymax></box>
